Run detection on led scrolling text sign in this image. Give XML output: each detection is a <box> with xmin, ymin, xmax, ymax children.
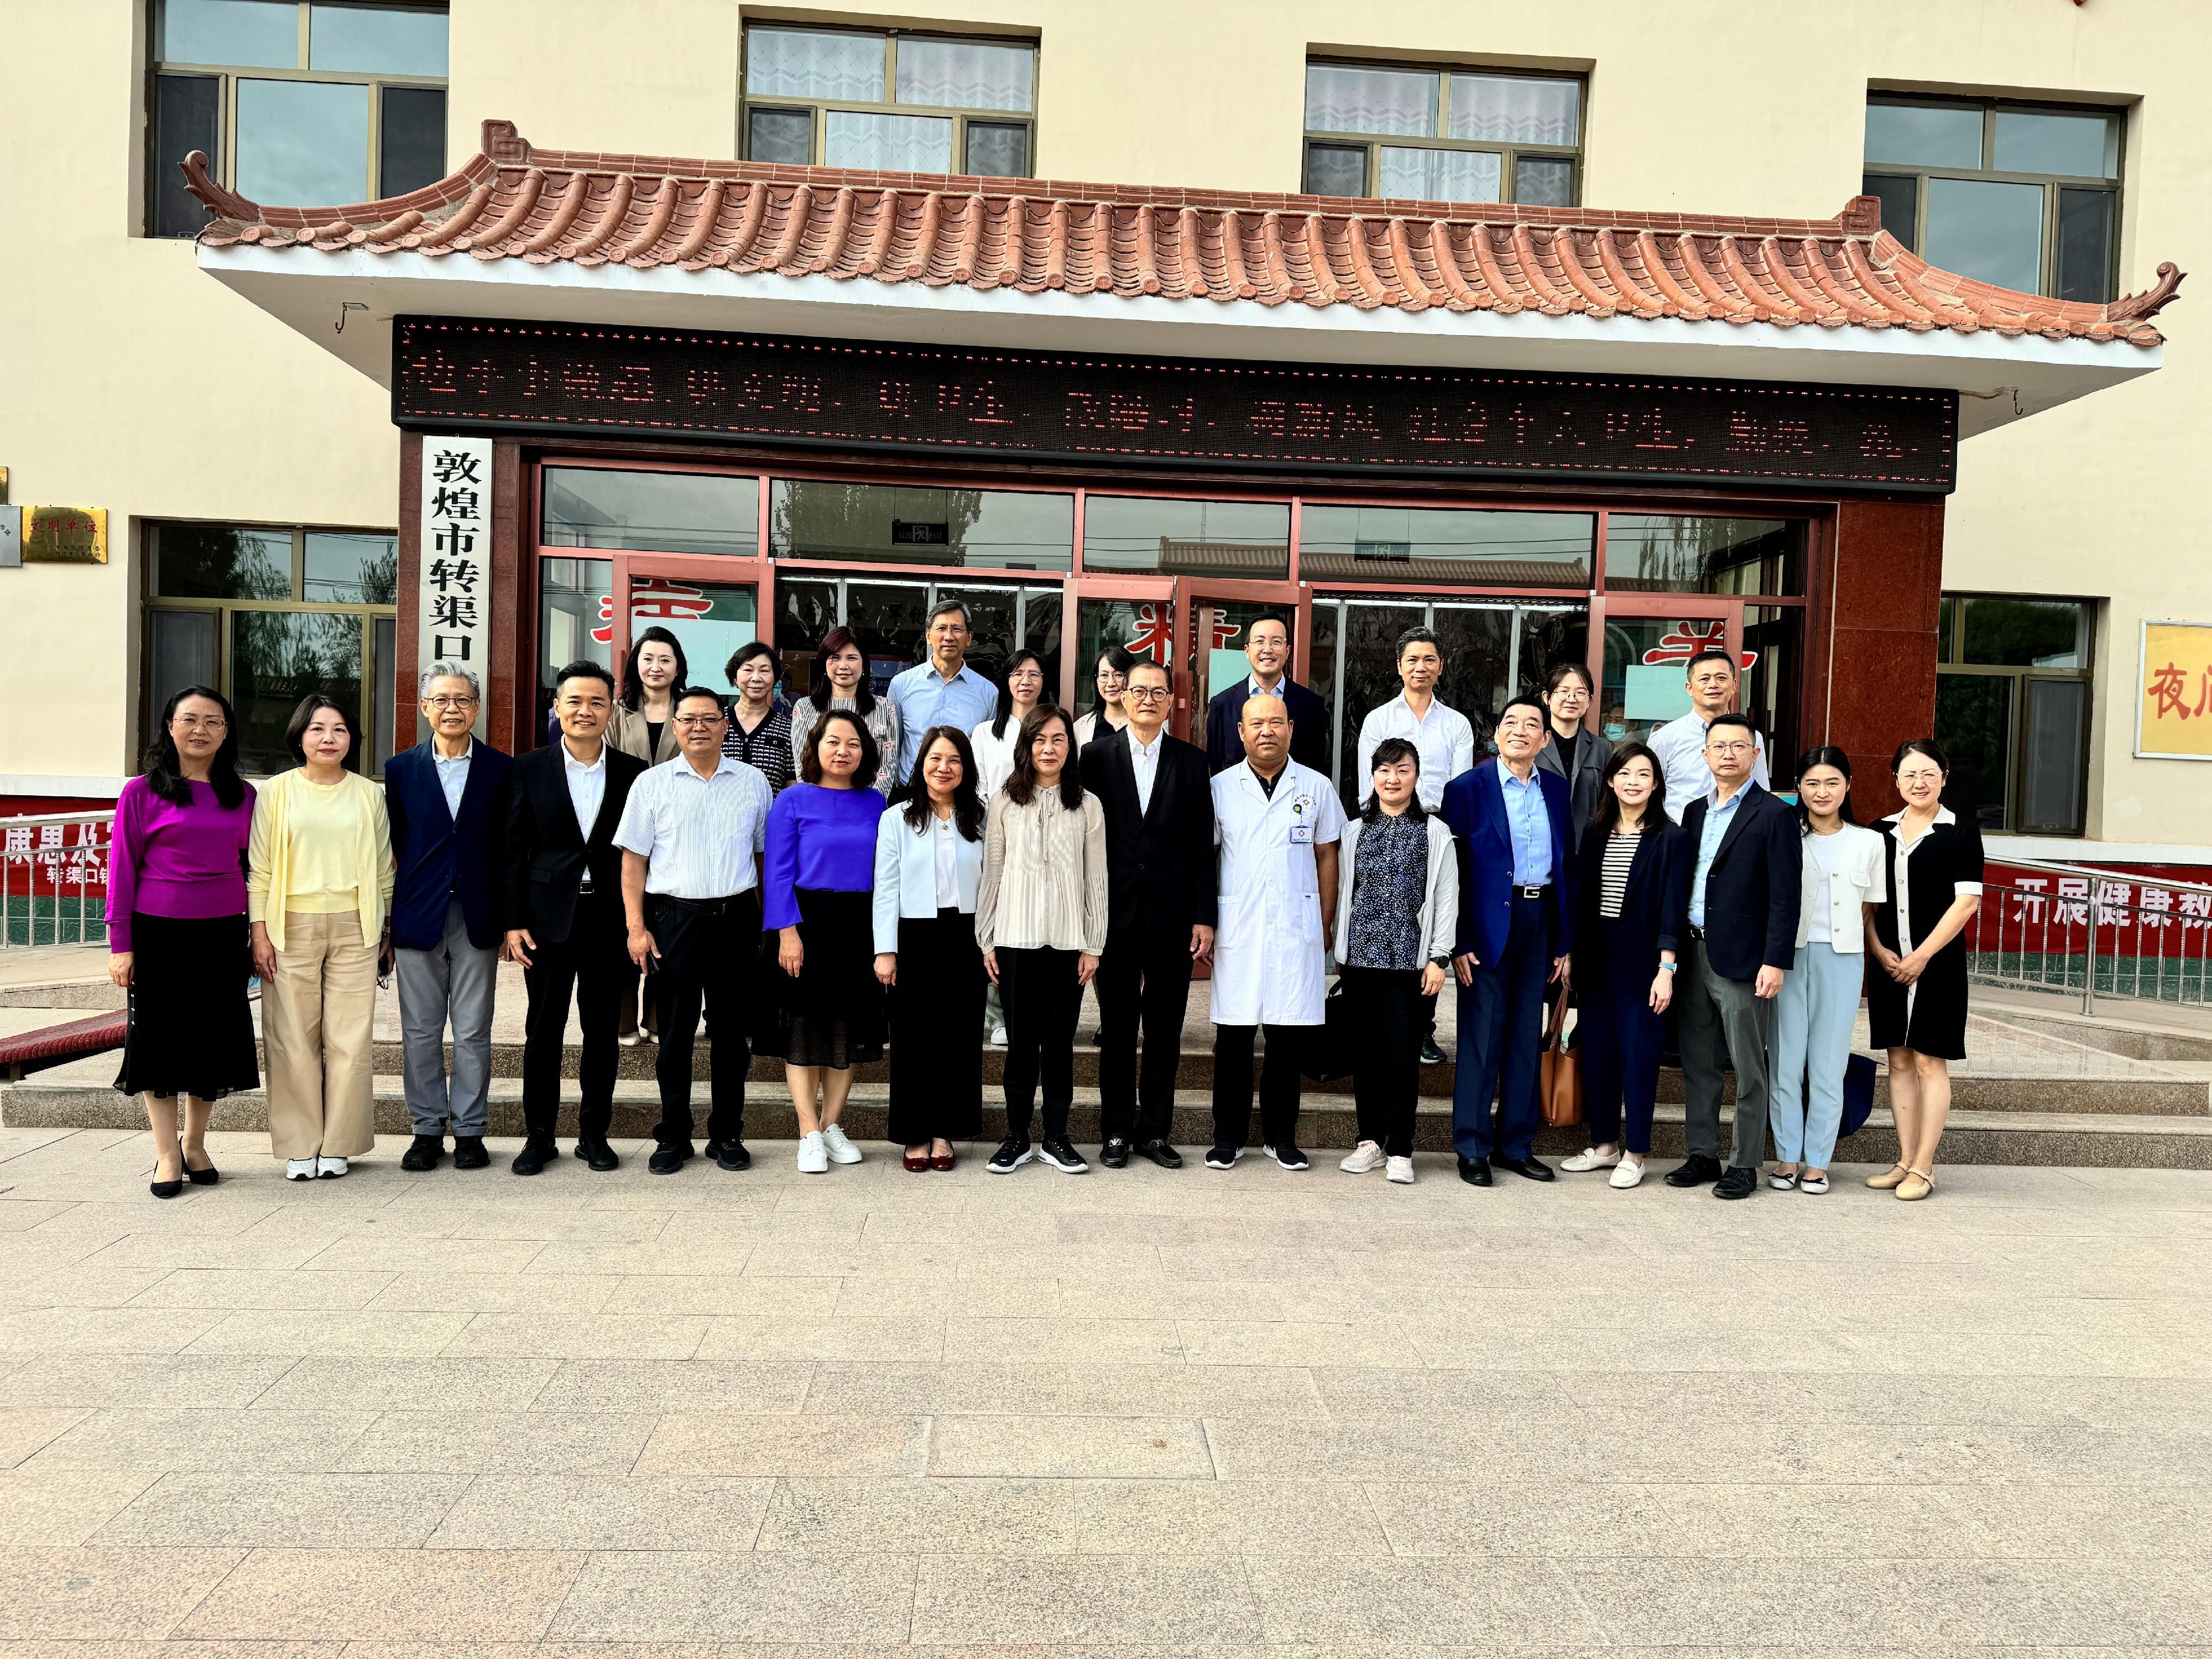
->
<box><xmin>392</xmin><ymin>319</ymin><xmax>1958</xmax><ymax>494</ymax></box>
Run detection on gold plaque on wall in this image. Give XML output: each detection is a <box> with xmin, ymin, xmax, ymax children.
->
<box><xmin>21</xmin><ymin>507</ymin><xmax>107</xmax><ymax>564</ymax></box>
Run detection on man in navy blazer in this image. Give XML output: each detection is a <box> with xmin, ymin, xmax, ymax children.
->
<box><xmin>1441</xmin><ymin>697</ymin><xmax>1574</xmax><ymax>1186</ymax></box>
<box><xmin>384</xmin><ymin>665</ymin><xmax>514</xmax><ymax>1173</ymax></box>
<box><xmin>1204</xmin><ymin>613</ymin><xmax>1331</xmax><ymax>775</ymax></box>
<box><xmin>1667</xmin><ymin>712</ymin><xmax>1802</xmax><ymax>1199</ymax></box>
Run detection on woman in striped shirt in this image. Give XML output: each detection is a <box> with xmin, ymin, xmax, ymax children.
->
<box><xmin>1559</xmin><ymin>741</ymin><xmax>1687</xmax><ymax>1190</ymax></box>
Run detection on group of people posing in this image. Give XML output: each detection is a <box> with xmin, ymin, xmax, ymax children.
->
<box><xmin>107</xmin><ymin>599</ymin><xmax>1980</xmax><ymax>1203</ymax></box>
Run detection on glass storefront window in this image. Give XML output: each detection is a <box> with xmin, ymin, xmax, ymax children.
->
<box><xmin>154</xmin><ymin>525</ymin><xmax>293</xmax><ymax>600</ymax></box>
<box><xmin>231</xmin><ymin>611</ymin><xmax>367</xmax><ymax>776</ymax></box>
<box><xmin>1959</xmin><ymin>597</ymin><xmax>2088</xmax><ymax>668</ymax></box>
<box><xmin>1301</xmin><ymin>504</ymin><xmax>1591</xmax><ymax>587</ymax></box>
<box><xmin>544</xmin><ymin>469</ymin><xmax>760</xmax><ymax>556</ymax></box>
<box><xmin>770</xmin><ymin>480</ymin><xmax>1072</xmax><ymax>570</ymax></box>
<box><xmin>536</xmin><ymin>557</ymin><xmax>612</xmax><ymax>738</ymax></box>
<box><xmin>1936</xmin><ymin>674</ymin><xmax>2012</xmax><ymax>831</ymax></box>
<box><xmin>1605</xmin><ymin>515</ymin><xmax>1799</xmax><ymax>596</ymax></box>
<box><xmin>1082</xmin><ymin>498</ymin><xmax>1289</xmax><ymax>579</ymax></box>
<box><xmin>1936</xmin><ymin>592</ymin><xmax>2093</xmax><ymax>833</ymax></box>
<box><xmin>304</xmin><ymin>531</ymin><xmax>398</xmax><ymax>604</ymax></box>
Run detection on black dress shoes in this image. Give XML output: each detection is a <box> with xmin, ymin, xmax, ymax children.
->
<box><xmin>400</xmin><ymin>1134</ymin><xmax>446</xmax><ymax>1172</ymax></box>
<box><xmin>183</xmin><ymin>1153</ymin><xmax>220</xmax><ymax>1186</ymax></box>
<box><xmin>1420</xmin><ymin>1037</ymin><xmax>1447</xmax><ymax>1065</ymax></box>
<box><xmin>1495</xmin><ymin>1154</ymin><xmax>1556</xmax><ymax>1182</ymax></box>
<box><xmin>648</xmin><ymin>1143</ymin><xmax>690</xmax><ymax>1175</ymax></box>
<box><xmin>511</xmin><ymin>1139</ymin><xmax>559</xmax><ymax>1177</ymax></box>
<box><xmin>452</xmin><ymin>1136</ymin><xmax>490</xmax><ymax>1170</ymax></box>
<box><xmin>1664</xmin><ymin>1154</ymin><xmax>1724</xmax><ymax>1189</ymax></box>
<box><xmin>1458</xmin><ymin>1155</ymin><xmax>1493</xmax><ymax>1187</ymax></box>
<box><xmin>1136</xmin><ymin>1139</ymin><xmax>1183</xmax><ymax>1170</ymax></box>
<box><xmin>149</xmin><ymin>1160</ymin><xmax>184</xmax><ymax>1199</ymax></box>
<box><xmin>707</xmin><ymin>1138</ymin><xmax>751</xmax><ymax>1172</ymax></box>
<box><xmin>1714</xmin><ymin>1165</ymin><xmax>1759</xmax><ymax>1200</ymax></box>
<box><xmin>1099</xmin><ymin>1138</ymin><xmax>1131</xmax><ymax>1168</ymax></box>
<box><xmin>576</xmin><ymin>1139</ymin><xmax>622</xmax><ymax>1172</ymax></box>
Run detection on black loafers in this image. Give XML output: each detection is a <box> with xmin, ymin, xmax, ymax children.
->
<box><xmin>1494</xmin><ymin>1155</ymin><xmax>1555</xmax><ymax>1183</ymax></box>
<box><xmin>1664</xmin><ymin>1155</ymin><xmax>1723</xmax><ymax>1189</ymax></box>
<box><xmin>1714</xmin><ymin>1166</ymin><xmax>1759</xmax><ymax>1201</ymax></box>
<box><xmin>1458</xmin><ymin>1155</ymin><xmax>1493</xmax><ymax>1187</ymax></box>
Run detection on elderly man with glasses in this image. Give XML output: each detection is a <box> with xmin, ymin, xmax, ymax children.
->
<box><xmin>385</xmin><ymin>664</ymin><xmax>514</xmax><ymax>1172</ymax></box>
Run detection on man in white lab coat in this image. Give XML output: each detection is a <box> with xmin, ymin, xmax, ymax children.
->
<box><xmin>1206</xmin><ymin>693</ymin><xmax>1345</xmax><ymax>1171</ymax></box>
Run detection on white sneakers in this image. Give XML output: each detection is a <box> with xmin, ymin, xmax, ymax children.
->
<box><xmin>316</xmin><ymin>1156</ymin><xmax>347</xmax><ymax>1178</ymax></box>
<box><xmin>1339</xmin><ymin>1140</ymin><xmax>1386</xmax><ymax>1173</ymax></box>
<box><xmin>1385</xmin><ymin>1155</ymin><xmax>1415</xmax><ymax>1185</ymax></box>
<box><xmin>796</xmin><ymin>1132</ymin><xmax>830</xmax><ymax>1174</ymax></box>
<box><xmin>990</xmin><ymin>1026</ymin><xmax>1009</xmax><ymax>1046</ymax></box>
<box><xmin>1609</xmin><ymin>1158</ymin><xmax>1647</xmax><ymax>1190</ymax></box>
<box><xmin>821</xmin><ymin>1124</ymin><xmax>864</xmax><ymax>1165</ymax></box>
<box><xmin>1560</xmin><ymin>1146</ymin><xmax>1623</xmax><ymax>1172</ymax></box>
<box><xmin>285</xmin><ymin>1158</ymin><xmax>316</xmax><ymax>1181</ymax></box>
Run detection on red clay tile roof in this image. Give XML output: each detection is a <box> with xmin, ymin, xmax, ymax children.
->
<box><xmin>186</xmin><ymin>118</ymin><xmax>2183</xmax><ymax>346</ymax></box>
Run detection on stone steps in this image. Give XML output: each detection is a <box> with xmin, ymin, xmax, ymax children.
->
<box><xmin>6</xmin><ymin>1073</ymin><xmax>2207</xmax><ymax>1170</ymax></box>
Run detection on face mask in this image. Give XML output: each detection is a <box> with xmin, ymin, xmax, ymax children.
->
<box><xmin>1604</xmin><ymin>722</ymin><xmax>1627</xmax><ymax>741</ymax></box>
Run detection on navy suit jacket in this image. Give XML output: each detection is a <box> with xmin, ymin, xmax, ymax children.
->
<box><xmin>1678</xmin><ymin>782</ymin><xmax>1802</xmax><ymax>980</ymax></box>
<box><xmin>1441</xmin><ymin>758</ymin><xmax>1574</xmax><ymax>967</ymax></box>
<box><xmin>1571</xmin><ymin>819</ymin><xmax>1689</xmax><ymax>986</ymax></box>
<box><xmin>1205</xmin><ymin>677</ymin><xmax>1332</xmax><ymax>775</ymax></box>
<box><xmin>384</xmin><ymin>740</ymin><xmax>514</xmax><ymax>952</ymax></box>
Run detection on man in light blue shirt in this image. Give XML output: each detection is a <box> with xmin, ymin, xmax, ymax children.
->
<box><xmin>886</xmin><ymin>598</ymin><xmax>997</xmax><ymax>787</ymax></box>
<box><xmin>1686</xmin><ymin>786</ymin><xmax>1744</xmax><ymax>928</ymax></box>
<box><xmin>1500</xmin><ymin>763</ymin><xmax>1553</xmax><ymax>888</ymax></box>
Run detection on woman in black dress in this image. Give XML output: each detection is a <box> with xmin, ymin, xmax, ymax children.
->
<box><xmin>1866</xmin><ymin>739</ymin><xmax>1984</xmax><ymax>1202</ymax></box>
<box><xmin>872</xmin><ymin>727</ymin><xmax>987</xmax><ymax>1170</ymax></box>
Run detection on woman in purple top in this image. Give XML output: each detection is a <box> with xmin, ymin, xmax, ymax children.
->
<box><xmin>757</xmin><ymin>709</ymin><xmax>888</xmax><ymax>1175</ymax></box>
<box><xmin>108</xmin><ymin>687</ymin><xmax>260</xmax><ymax>1198</ymax></box>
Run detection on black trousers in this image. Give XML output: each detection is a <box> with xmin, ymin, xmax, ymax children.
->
<box><xmin>998</xmin><ymin>945</ymin><xmax>1082</xmax><ymax>1142</ymax></box>
<box><xmin>647</xmin><ymin>889</ymin><xmax>761</xmax><ymax>1149</ymax></box>
<box><xmin>1211</xmin><ymin>1023</ymin><xmax>1304</xmax><ymax>1150</ymax></box>
<box><xmin>888</xmin><ymin>909</ymin><xmax>986</xmax><ymax>1145</ymax></box>
<box><xmin>1095</xmin><ymin>920</ymin><xmax>1194</xmax><ymax>1144</ymax></box>
<box><xmin>520</xmin><ymin>889</ymin><xmax>625</xmax><ymax>1144</ymax></box>
<box><xmin>1342</xmin><ymin>965</ymin><xmax>1425</xmax><ymax>1157</ymax></box>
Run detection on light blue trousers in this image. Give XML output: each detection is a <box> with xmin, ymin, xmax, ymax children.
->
<box><xmin>1770</xmin><ymin>941</ymin><xmax>1863</xmax><ymax>1169</ymax></box>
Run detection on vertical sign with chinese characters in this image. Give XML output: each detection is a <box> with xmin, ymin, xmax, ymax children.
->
<box><xmin>2136</xmin><ymin>620</ymin><xmax>2212</xmax><ymax>760</ymax></box>
<box><xmin>418</xmin><ymin>436</ymin><xmax>494</xmax><ymax>739</ymax></box>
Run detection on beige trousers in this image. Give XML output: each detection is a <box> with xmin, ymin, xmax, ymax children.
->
<box><xmin>264</xmin><ymin>909</ymin><xmax>378</xmax><ymax>1161</ymax></box>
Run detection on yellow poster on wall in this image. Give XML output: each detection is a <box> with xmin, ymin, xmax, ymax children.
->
<box><xmin>2137</xmin><ymin>620</ymin><xmax>2212</xmax><ymax>759</ymax></box>
<box><xmin>20</xmin><ymin>507</ymin><xmax>107</xmax><ymax>565</ymax></box>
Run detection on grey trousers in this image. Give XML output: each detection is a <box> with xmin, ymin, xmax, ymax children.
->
<box><xmin>395</xmin><ymin>898</ymin><xmax>498</xmax><ymax>1137</ymax></box>
<box><xmin>1677</xmin><ymin>933</ymin><xmax>1775</xmax><ymax>1169</ymax></box>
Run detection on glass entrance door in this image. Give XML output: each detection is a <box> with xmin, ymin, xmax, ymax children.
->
<box><xmin>1185</xmin><ymin>582</ymin><xmax>1303</xmax><ymax>749</ymax></box>
<box><xmin>1596</xmin><ymin>597</ymin><xmax>1742</xmax><ymax>751</ymax></box>
<box><xmin>612</xmin><ymin>554</ymin><xmax>766</xmax><ymax>699</ymax></box>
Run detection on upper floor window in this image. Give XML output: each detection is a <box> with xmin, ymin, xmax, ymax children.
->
<box><xmin>741</xmin><ymin>25</ymin><xmax>1036</xmax><ymax>179</ymax></box>
<box><xmin>1302</xmin><ymin>60</ymin><xmax>1581</xmax><ymax>205</ymax></box>
<box><xmin>149</xmin><ymin>0</ymin><xmax>448</xmax><ymax>238</ymax></box>
<box><xmin>1863</xmin><ymin>97</ymin><xmax>2120</xmax><ymax>302</ymax></box>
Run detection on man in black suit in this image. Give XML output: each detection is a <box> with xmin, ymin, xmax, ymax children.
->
<box><xmin>502</xmin><ymin>661</ymin><xmax>648</xmax><ymax>1177</ymax></box>
<box><xmin>1204</xmin><ymin>612</ymin><xmax>1331</xmax><ymax>775</ymax></box>
<box><xmin>1667</xmin><ymin>713</ymin><xmax>1802</xmax><ymax>1201</ymax></box>
<box><xmin>1081</xmin><ymin>658</ymin><xmax>1217</xmax><ymax>1169</ymax></box>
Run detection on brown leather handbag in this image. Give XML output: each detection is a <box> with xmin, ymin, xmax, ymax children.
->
<box><xmin>1539</xmin><ymin>984</ymin><xmax>1583</xmax><ymax>1128</ymax></box>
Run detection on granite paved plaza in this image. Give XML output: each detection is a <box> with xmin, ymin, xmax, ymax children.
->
<box><xmin>0</xmin><ymin>1125</ymin><xmax>2208</xmax><ymax>1657</ymax></box>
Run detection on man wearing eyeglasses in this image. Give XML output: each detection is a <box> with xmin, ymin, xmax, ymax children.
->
<box><xmin>1668</xmin><ymin>712</ymin><xmax>1801</xmax><ymax>1201</ymax></box>
<box><xmin>385</xmin><ymin>665</ymin><xmax>513</xmax><ymax>1173</ymax></box>
<box><xmin>1081</xmin><ymin>658</ymin><xmax>1216</xmax><ymax>1170</ymax></box>
<box><xmin>614</xmin><ymin>688</ymin><xmax>773</xmax><ymax>1176</ymax></box>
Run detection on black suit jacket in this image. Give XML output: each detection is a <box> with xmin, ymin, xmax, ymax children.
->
<box><xmin>1081</xmin><ymin>727</ymin><xmax>1218</xmax><ymax>936</ymax></box>
<box><xmin>501</xmin><ymin>741</ymin><xmax>648</xmax><ymax>945</ymax></box>
<box><xmin>1678</xmin><ymin>783</ymin><xmax>1802</xmax><ymax>980</ymax></box>
<box><xmin>1205</xmin><ymin>677</ymin><xmax>1331</xmax><ymax>775</ymax></box>
<box><xmin>1571</xmin><ymin>819</ymin><xmax>1689</xmax><ymax>987</ymax></box>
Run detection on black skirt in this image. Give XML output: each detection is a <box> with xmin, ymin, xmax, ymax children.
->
<box><xmin>1866</xmin><ymin>937</ymin><xmax>1971</xmax><ymax>1060</ymax></box>
<box><xmin>112</xmin><ymin>912</ymin><xmax>261</xmax><ymax>1100</ymax></box>
<box><xmin>886</xmin><ymin>907</ymin><xmax>986</xmax><ymax>1144</ymax></box>
<box><xmin>755</xmin><ymin>888</ymin><xmax>885</xmax><ymax>1069</ymax></box>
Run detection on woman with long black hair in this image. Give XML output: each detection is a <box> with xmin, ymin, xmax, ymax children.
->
<box><xmin>1769</xmin><ymin>746</ymin><xmax>1885</xmax><ymax>1194</ymax></box>
<box><xmin>789</xmin><ymin>625</ymin><xmax>902</xmax><ymax>799</ymax></box>
<box><xmin>107</xmin><ymin>687</ymin><xmax>260</xmax><ymax>1198</ymax></box>
<box><xmin>610</xmin><ymin>625</ymin><xmax>688</xmax><ymax>766</ymax></box>
<box><xmin>873</xmin><ymin>726</ymin><xmax>988</xmax><ymax>1170</ymax></box>
<box><xmin>1557</xmin><ymin>742</ymin><xmax>1686</xmax><ymax>1190</ymax></box>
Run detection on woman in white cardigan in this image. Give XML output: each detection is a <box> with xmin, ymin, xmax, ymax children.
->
<box><xmin>1769</xmin><ymin>746</ymin><xmax>1886</xmax><ymax>1193</ymax></box>
<box><xmin>872</xmin><ymin>726</ymin><xmax>987</xmax><ymax>1172</ymax></box>
<box><xmin>1331</xmin><ymin>738</ymin><xmax>1459</xmax><ymax>1185</ymax></box>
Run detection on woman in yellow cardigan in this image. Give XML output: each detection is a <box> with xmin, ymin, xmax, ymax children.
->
<box><xmin>248</xmin><ymin>696</ymin><xmax>395</xmax><ymax>1180</ymax></box>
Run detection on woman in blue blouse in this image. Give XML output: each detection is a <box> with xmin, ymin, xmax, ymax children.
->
<box><xmin>759</xmin><ymin>709</ymin><xmax>888</xmax><ymax>1175</ymax></box>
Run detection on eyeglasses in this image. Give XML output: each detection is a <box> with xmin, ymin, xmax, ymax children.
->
<box><xmin>1126</xmin><ymin>687</ymin><xmax>1171</xmax><ymax>702</ymax></box>
<box><xmin>173</xmin><ymin>716</ymin><xmax>227</xmax><ymax>731</ymax></box>
<box><xmin>1707</xmin><ymin>740</ymin><xmax>1755</xmax><ymax>756</ymax></box>
<box><xmin>672</xmin><ymin>713</ymin><xmax>726</xmax><ymax>728</ymax></box>
<box><xmin>424</xmin><ymin>695</ymin><xmax>478</xmax><ymax>711</ymax></box>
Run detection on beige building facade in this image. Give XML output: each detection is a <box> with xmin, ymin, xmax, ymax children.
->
<box><xmin>1</xmin><ymin>0</ymin><xmax>2201</xmax><ymax>854</ymax></box>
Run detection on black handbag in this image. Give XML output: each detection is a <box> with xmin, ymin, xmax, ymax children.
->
<box><xmin>1838</xmin><ymin>1052</ymin><xmax>1877</xmax><ymax>1138</ymax></box>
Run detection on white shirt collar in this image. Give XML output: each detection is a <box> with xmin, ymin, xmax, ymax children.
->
<box><xmin>562</xmin><ymin>742</ymin><xmax>607</xmax><ymax>775</ymax></box>
<box><xmin>1130</xmin><ymin>728</ymin><xmax>1165</xmax><ymax>758</ymax></box>
<box><xmin>432</xmin><ymin>739</ymin><xmax>474</xmax><ymax>763</ymax></box>
<box><xmin>1881</xmin><ymin>806</ymin><xmax>1956</xmax><ymax>825</ymax></box>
